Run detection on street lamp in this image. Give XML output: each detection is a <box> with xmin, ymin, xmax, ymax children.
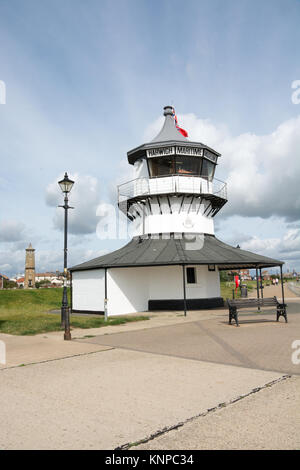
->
<box><xmin>58</xmin><ymin>172</ymin><xmax>74</xmax><ymax>341</ymax></box>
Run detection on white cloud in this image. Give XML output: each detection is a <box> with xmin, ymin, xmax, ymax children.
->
<box><xmin>35</xmin><ymin>246</ymin><xmax>107</xmax><ymax>272</ymax></box>
<box><xmin>241</xmin><ymin>236</ymin><xmax>282</xmax><ymax>254</ymax></box>
<box><xmin>45</xmin><ymin>173</ymin><xmax>102</xmax><ymax>235</ymax></box>
<box><xmin>0</xmin><ymin>244</ymin><xmax>108</xmax><ymax>277</ymax></box>
<box><xmin>241</xmin><ymin>228</ymin><xmax>300</xmax><ymax>265</ymax></box>
<box><xmin>0</xmin><ymin>249</ymin><xmax>25</xmax><ymax>276</ymax></box>
<box><xmin>107</xmin><ymin>158</ymin><xmax>134</xmax><ymax>206</ymax></box>
<box><xmin>0</xmin><ymin>220</ymin><xmax>27</xmax><ymax>242</ymax></box>
<box><xmin>143</xmin><ymin>113</ymin><xmax>300</xmax><ymax>269</ymax></box>
<box><xmin>143</xmin><ymin>116</ymin><xmax>164</xmax><ymax>142</ymax></box>
<box><xmin>144</xmin><ymin>113</ymin><xmax>300</xmax><ymax>222</ymax></box>
<box><xmin>280</xmin><ymin>229</ymin><xmax>300</xmax><ymax>254</ymax></box>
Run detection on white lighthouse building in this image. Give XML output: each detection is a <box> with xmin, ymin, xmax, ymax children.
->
<box><xmin>70</xmin><ymin>106</ymin><xmax>283</xmax><ymax>316</ymax></box>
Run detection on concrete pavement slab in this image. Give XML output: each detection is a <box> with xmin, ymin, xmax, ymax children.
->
<box><xmin>0</xmin><ymin>308</ymin><xmax>227</xmax><ymax>369</ymax></box>
<box><xmin>0</xmin><ymin>286</ymin><xmax>298</xmax><ymax>449</ymax></box>
<box><xmin>0</xmin><ymin>348</ymin><xmax>283</xmax><ymax>450</ymax></box>
<box><xmin>0</xmin><ymin>333</ymin><xmax>111</xmax><ymax>368</ymax></box>
<box><xmin>76</xmin><ymin>301</ymin><xmax>300</xmax><ymax>376</ymax></box>
<box><xmin>136</xmin><ymin>376</ymin><xmax>300</xmax><ymax>450</ymax></box>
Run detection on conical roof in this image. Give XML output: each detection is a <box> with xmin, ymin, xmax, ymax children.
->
<box><xmin>151</xmin><ymin>106</ymin><xmax>188</xmax><ymax>143</ymax></box>
<box><xmin>127</xmin><ymin>106</ymin><xmax>220</xmax><ymax>165</ymax></box>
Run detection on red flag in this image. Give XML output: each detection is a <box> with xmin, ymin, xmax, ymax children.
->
<box><xmin>177</xmin><ymin>127</ymin><xmax>188</xmax><ymax>138</ymax></box>
<box><xmin>172</xmin><ymin>108</ymin><xmax>188</xmax><ymax>138</ymax></box>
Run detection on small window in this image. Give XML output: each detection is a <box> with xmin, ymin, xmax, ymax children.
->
<box><xmin>201</xmin><ymin>159</ymin><xmax>215</xmax><ymax>181</ymax></box>
<box><xmin>175</xmin><ymin>156</ymin><xmax>200</xmax><ymax>176</ymax></box>
<box><xmin>204</xmin><ymin>149</ymin><xmax>218</xmax><ymax>163</ymax></box>
<box><xmin>148</xmin><ymin>157</ymin><xmax>175</xmax><ymax>177</ymax></box>
<box><xmin>186</xmin><ymin>267</ymin><xmax>197</xmax><ymax>284</ymax></box>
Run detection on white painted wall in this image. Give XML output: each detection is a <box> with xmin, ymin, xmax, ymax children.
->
<box><xmin>72</xmin><ymin>269</ymin><xmax>105</xmax><ymax>312</ymax></box>
<box><xmin>186</xmin><ymin>265</ymin><xmax>220</xmax><ymax>299</ymax></box>
<box><xmin>107</xmin><ymin>267</ymin><xmax>149</xmax><ymax>315</ymax></box>
<box><xmin>72</xmin><ymin>265</ymin><xmax>221</xmax><ymax>316</ymax></box>
<box><xmin>141</xmin><ymin>211</ymin><xmax>214</xmax><ymax>236</ymax></box>
<box><xmin>133</xmin><ymin>159</ymin><xmax>149</xmax><ymax>179</ymax></box>
<box><xmin>148</xmin><ymin>265</ymin><xmax>183</xmax><ymax>300</ymax></box>
<box><xmin>106</xmin><ymin>266</ymin><xmax>184</xmax><ymax>315</ymax></box>
<box><xmin>130</xmin><ymin>195</ymin><xmax>215</xmax><ymax>237</ymax></box>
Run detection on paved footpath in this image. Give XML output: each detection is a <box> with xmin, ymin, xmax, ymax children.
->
<box><xmin>249</xmin><ymin>282</ymin><xmax>299</xmax><ymax>300</ymax></box>
<box><xmin>0</xmin><ymin>285</ymin><xmax>299</xmax><ymax>449</ymax></box>
<box><xmin>135</xmin><ymin>375</ymin><xmax>300</xmax><ymax>450</ymax></box>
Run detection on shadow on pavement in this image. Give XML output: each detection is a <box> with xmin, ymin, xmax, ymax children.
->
<box><xmin>77</xmin><ymin>301</ymin><xmax>300</xmax><ymax>376</ymax></box>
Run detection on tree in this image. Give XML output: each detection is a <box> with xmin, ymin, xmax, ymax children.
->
<box><xmin>3</xmin><ymin>279</ymin><xmax>17</xmax><ymax>289</ymax></box>
<box><xmin>219</xmin><ymin>271</ymin><xmax>229</xmax><ymax>282</ymax></box>
<box><xmin>36</xmin><ymin>280</ymin><xmax>52</xmax><ymax>288</ymax></box>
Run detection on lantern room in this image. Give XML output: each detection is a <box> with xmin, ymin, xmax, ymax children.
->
<box><xmin>127</xmin><ymin>105</ymin><xmax>220</xmax><ymax>182</ymax></box>
<box><xmin>147</xmin><ymin>148</ymin><xmax>218</xmax><ymax>179</ymax></box>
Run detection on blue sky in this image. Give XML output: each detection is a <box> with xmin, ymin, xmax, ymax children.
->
<box><xmin>0</xmin><ymin>0</ymin><xmax>300</xmax><ymax>276</ymax></box>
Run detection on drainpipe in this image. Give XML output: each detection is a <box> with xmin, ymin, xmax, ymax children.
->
<box><xmin>104</xmin><ymin>268</ymin><xmax>108</xmax><ymax>321</ymax></box>
<box><xmin>280</xmin><ymin>265</ymin><xmax>285</xmax><ymax>305</ymax></box>
<box><xmin>182</xmin><ymin>265</ymin><xmax>187</xmax><ymax>317</ymax></box>
<box><xmin>256</xmin><ymin>266</ymin><xmax>260</xmax><ymax>311</ymax></box>
<box><xmin>259</xmin><ymin>268</ymin><xmax>264</xmax><ymax>299</ymax></box>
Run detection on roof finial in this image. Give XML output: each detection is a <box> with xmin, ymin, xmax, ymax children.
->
<box><xmin>150</xmin><ymin>105</ymin><xmax>188</xmax><ymax>143</ymax></box>
<box><xmin>163</xmin><ymin>105</ymin><xmax>173</xmax><ymax>116</ymax></box>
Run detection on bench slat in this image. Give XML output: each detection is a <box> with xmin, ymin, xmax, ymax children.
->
<box><xmin>227</xmin><ymin>297</ymin><xmax>279</xmax><ymax>307</ymax></box>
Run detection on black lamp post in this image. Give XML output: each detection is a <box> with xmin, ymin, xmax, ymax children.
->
<box><xmin>58</xmin><ymin>172</ymin><xmax>74</xmax><ymax>341</ymax></box>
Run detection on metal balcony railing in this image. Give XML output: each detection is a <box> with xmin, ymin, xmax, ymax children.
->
<box><xmin>118</xmin><ymin>176</ymin><xmax>227</xmax><ymax>204</ymax></box>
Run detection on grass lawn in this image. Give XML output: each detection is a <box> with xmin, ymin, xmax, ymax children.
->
<box><xmin>1</xmin><ymin>280</ymin><xmax>274</xmax><ymax>335</ymax></box>
<box><xmin>220</xmin><ymin>280</ymin><xmax>256</xmax><ymax>300</ymax></box>
<box><xmin>0</xmin><ymin>288</ymin><xmax>149</xmax><ymax>336</ymax></box>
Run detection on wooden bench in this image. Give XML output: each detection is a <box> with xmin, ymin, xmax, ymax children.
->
<box><xmin>226</xmin><ymin>296</ymin><xmax>287</xmax><ymax>327</ymax></box>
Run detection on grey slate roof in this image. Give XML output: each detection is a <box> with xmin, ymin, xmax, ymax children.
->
<box><xmin>70</xmin><ymin>234</ymin><xmax>283</xmax><ymax>271</ymax></box>
<box><xmin>151</xmin><ymin>106</ymin><xmax>187</xmax><ymax>143</ymax></box>
<box><xmin>126</xmin><ymin>106</ymin><xmax>221</xmax><ymax>164</ymax></box>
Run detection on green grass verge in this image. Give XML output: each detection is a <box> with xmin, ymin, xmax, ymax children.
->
<box><xmin>0</xmin><ymin>288</ymin><xmax>149</xmax><ymax>336</ymax></box>
<box><xmin>220</xmin><ymin>280</ymin><xmax>256</xmax><ymax>301</ymax></box>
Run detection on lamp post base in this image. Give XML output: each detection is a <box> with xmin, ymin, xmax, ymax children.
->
<box><xmin>64</xmin><ymin>330</ymin><xmax>72</xmax><ymax>341</ymax></box>
<box><xmin>61</xmin><ymin>287</ymin><xmax>71</xmax><ymax>339</ymax></box>
<box><xmin>61</xmin><ymin>285</ymin><xmax>68</xmax><ymax>327</ymax></box>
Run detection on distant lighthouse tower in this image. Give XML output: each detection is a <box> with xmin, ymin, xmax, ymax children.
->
<box><xmin>24</xmin><ymin>243</ymin><xmax>36</xmax><ymax>289</ymax></box>
<box><xmin>118</xmin><ymin>105</ymin><xmax>227</xmax><ymax>238</ymax></box>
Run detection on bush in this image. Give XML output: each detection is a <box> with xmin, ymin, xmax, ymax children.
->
<box><xmin>36</xmin><ymin>280</ymin><xmax>52</xmax><ymax>288</ymax></box>
<box><xmin>3</xmin><ymin>279</ymin><xmax>17</xmax><ymax>289</ymax></box>
<box><xmin>219</xmin><ymin>271</ymin><xmax>229</xmax><ymax>282</ymax></box>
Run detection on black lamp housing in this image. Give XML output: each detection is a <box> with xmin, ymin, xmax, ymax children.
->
<box><xmin>58</xmin><ymin>172</ymin><xmax>74</xmax><ymax>194</ymax></box>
